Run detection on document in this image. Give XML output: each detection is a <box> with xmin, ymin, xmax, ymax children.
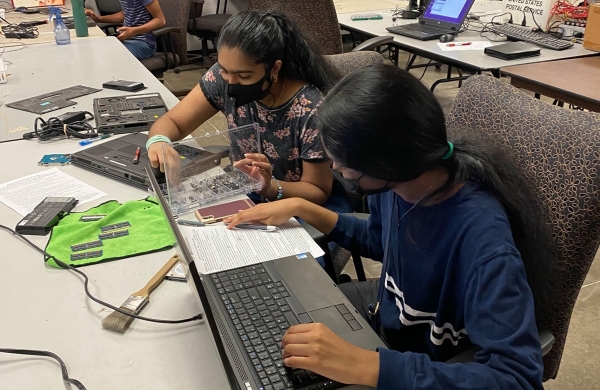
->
<box><xmin>0</xmin><ymin>168</ymin><xmax>107</xmax><ymax>216</ymax></box>
<box><xmin>181</xmin><ymin>219</ymin><xmax>326</xmax><ymax>274</ymax></box>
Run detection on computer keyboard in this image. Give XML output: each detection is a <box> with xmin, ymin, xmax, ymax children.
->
<box><xmin>488</xmin><ymin>24</ymin><xmax>574</xmax><ymax>50</ymax></box>
<box><xmin>63</xmin><ymin>16</ymin><xmax>97</xmax><ymax>29</ymax></box>
<box><xmin>213</xmin><ymin>264</ymin><xmax>343</xmax><ymax>390</ymax></box>
<box><xmin>388</xmin><ymin>23</ymin><xmax>450</xmax><ymax>35</ymax></box>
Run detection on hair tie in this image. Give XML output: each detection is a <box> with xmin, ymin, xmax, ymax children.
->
<box><xmin>442</xmin><ymin>141</ymin><xmax>454</xmax><ymax>160</ymax></box>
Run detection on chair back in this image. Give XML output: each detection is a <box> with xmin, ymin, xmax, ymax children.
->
<box><xmin>95</xmin><ymin>0</ymin><xmax>122</xmax><ymax>15</ymax></box>
<box><xmin>247</xmin><ymin>0</ymin><xmax>343</xmax><ymax>55</ymax></box>
<box><xmin>159</xmin><ymin>0</ymin><xmax>191</xmax><ymax>65</ymax></box>
<box><xmin>446</xmin><ymin>75</ymin><xmax>600</xmax><ymax>381</ymax></box>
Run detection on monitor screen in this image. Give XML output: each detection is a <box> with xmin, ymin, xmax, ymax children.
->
<box><xmin>11</xmin><ymin>0</ymin><xmax>65</xmax><ymax>9</ymax></box>
<box><xmin>422</xmin><ymin>0</ymin><xmax>473</xmax><ymax>24</ymax></box>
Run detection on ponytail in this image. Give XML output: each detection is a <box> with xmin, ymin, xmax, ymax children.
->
<box><xmin>217</xmin><ymin>10</ymin><xmax>339</xmax><ymax>91</ymax></box>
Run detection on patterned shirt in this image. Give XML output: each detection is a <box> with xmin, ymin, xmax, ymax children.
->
<box><xmin>119</xmin><ymin>0</ymin><xmax>156</xmax><ymax>50</ymax></box>
<box><xmin>199</xmin><ymin>63</ymin><xmax>328</xmax><ymax>183</ymax></box>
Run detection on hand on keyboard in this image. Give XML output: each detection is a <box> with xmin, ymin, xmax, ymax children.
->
<box><xmin>282</xmin><ymin>323</ymin><xmax>380</xmax><ymax>387</ymax></box>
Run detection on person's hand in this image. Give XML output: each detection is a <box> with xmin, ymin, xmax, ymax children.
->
<box><xmin>224</xmin><ymin>199</ymin><xmax>301</xmax><ymax>229</ymax></box>
<box><xmin>84</xmin><ymin>8</ymin><xmax>100</xmax><ymax>22</ymax></box>
<box><xmin>148</xmin><ymin>141</ymin><xmax>181</xmax><ymax>184</ymax></box>
<box><xmin>282</xmin><ymin>323</ymin><xmax>380</xmax><ymax>387</ymax></box>
<box><xmin>233</xmin><ymin>153</ymin><xmax>273</xmax><ymax>197</ymax></box>
<box><xmin>116</xmin><ymin>26</ymin><xmax>137</xmax><ymax>41</ymax></box>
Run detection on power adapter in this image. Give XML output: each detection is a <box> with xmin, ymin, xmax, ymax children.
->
<box><xmin>55</xmin><ymin>111</ymin><xmax>88</xmax><ymax>124</ymax></box>
<box><xmin>23</xmin><ymin>111</ymin><xmax>92</xmax><ymax>140</ymax></box>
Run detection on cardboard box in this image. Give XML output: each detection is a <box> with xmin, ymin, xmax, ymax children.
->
<box><xmin>584</xmin><ymin>3</ymin><xmax>600</xmax><ymax>52</ymax></box>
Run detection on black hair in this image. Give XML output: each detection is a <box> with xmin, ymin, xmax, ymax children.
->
<box><xmin>317</xmin><ymin>63</ymin><xmax>556</xmax><ymax>322</ymax></box>
<box><xmin>217</xmin><ymin>10</ymin><xmax>339</xmax><ymax>91</ymax></box>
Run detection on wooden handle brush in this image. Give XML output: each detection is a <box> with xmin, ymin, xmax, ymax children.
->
<box><xmin>102</xmin><ymin>254</ymin><xmax>180</xmax><ymax>333</ymax></box>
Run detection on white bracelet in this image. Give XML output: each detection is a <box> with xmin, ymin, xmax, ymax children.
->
<box><xmin>146</xmin><ymin>135</ymin><xmax>172</xmax><ymax>151</ymax></box>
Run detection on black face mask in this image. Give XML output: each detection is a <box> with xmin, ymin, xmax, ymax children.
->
<box><xmin>332</xmin><ymin>169</ymin><xmax>390</xmax><ymax>197</ymax></box>
<box><xmin>227</xmin><ymin>69</ymin><xmax>273</xmax><ymax>107</ymax></box>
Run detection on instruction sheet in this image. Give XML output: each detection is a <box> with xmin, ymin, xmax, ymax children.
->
<box><xmin>0</xmin><ymin>168</ymin><xmax>107</xmax><ymax>216</ymax></box>
<box><xmin>181</xmin><ymin>219</ymin><xmax>325</xmax><ymax>274</ymax></box>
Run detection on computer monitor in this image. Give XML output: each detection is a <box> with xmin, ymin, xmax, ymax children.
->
<box><xmin>11</xmin><ymin>0</ymin><xmax>65</xmax><ymax>9</ymax></box>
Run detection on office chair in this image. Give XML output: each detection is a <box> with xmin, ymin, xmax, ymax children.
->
<box><xmin>445</xmin><ymin>75</ymin><xmax>600</xmax><ymax>381</ymax></box>
<box><xmin>140</xmin><ymin>0</ymin><xmax>190</xmax><ymax>80</ymax></box>
<box><xmin>93</xmin><ymin>0</ymin><xmax>123</xmax><ymax>34</ymax></box>
<box><xmin>247</xmin><ymin>0</ymin><xmax>393</xmax><ymax>56</ymax></box>
<box><xmin>187</xmin><ymin>0</ymin><xmax>231</xmax><ymax>68</ymax></box>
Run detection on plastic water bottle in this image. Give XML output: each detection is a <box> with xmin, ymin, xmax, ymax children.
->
<box><xmin>49</xmin><ymin>6</ymin><xmax>71</xmax><ymax>45</ymax></box>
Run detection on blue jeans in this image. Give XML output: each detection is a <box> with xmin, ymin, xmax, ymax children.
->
<box><xmin>122</xmin><ymin>39</ymin><xmax>155</xmax><ymax>60</ymax></box>
<box><xmin>247</xmin><ymin>190</ymin><xmax>353</xmax><ymax>268</ymax></box>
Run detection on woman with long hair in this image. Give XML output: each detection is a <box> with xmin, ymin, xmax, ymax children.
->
<box><xmin>226</xmin><ymin>64</ymin><xmax>553</xmax><ymax>390</ymax></box>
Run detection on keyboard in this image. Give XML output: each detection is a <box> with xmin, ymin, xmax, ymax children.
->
<box><xmin>488</xmin><ymin>24</ymin><xmax>574</xmax><ymax>50</ymax></box>
<box><xmin>387</xmin><ymin>23</ymin><xmax>450</xmax><ymax>35</ymax></box>
<box><xmin>63</xmin><ymin>16</ymin><xmax>97</xmax><ymax>29</ymax></box>
<box><xmin>213</xmin><ymin>264</ymin><xmax>343</xmax><ymax>390</ymax></box>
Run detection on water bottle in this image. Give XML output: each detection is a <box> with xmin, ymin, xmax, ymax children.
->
<box><xmin>71</xmin><ymin>0</ymin><xmax>89</xmax><ymax>37</ymax></box>
<box><xmin>49</xmin><ymin>6</ymin><xmax>71</xmax><ymax>45</ymax></box>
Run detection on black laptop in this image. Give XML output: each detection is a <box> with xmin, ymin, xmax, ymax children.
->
<box><xmin>386</xmin><ymin>0</ymin><xmax>475</xmax><ymax>40</ymax></box>
<box><xmin>146</xmin><ymin>166</ymin><xmax>386</xmax><ymax>390</ymax></box>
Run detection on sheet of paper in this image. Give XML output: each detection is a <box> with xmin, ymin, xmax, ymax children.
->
<box><xmin>437</xmin><ymin>41</ymin><xmax>493</xmax><ymax>51</ymax></box>
<box><xmin>181</xmin><ymin>219</ymin><xmax>326</xmax><ymax>274</ymax></box>
<box><xmin>0</xmin><ymin>168</ymin><xmax>107</xmax><ymax>216</ymax></box>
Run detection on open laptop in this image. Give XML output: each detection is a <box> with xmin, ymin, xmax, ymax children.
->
<box><xmin>146</xmin><ymin>165</ymin><xmax>385</xmax><ymax>390</ymax></box>
<box><xmin>386</xmin><ymin>0</ymin><xmax>475</xmax><ymax>40</ymax></box>
<box><xmin>71</xmin><ymin>133</ymin><xmax>220</xmax><ymax>190</ymax></box>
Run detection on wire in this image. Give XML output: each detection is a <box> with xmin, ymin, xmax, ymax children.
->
<box><xmin>417</xmin><ymin>59</ymin><xmax>433</xmax><ymax>80</ymax></box>
<box><xmin>0</xmin><ymin>16</ymin><xmax>39</xmax><ymax>39</ymax></box>
<box><xmin>0</xmin><ymin>348</ymin><xmax>87</xmax><ymax>390</ymax></box>
<box><xmin>26</xmin><ymin>112</ymin><xmax>97</xmax><ymax>141</ymax></box>
<box><xmin>0</xmin><ymin>224</ymin><xmax>204</xmax><ymax>324</ymax></box>
<box><xmin>525</xmin><ymin>7</ymin><xmax>544</xmax><ymax>32</ymax></box>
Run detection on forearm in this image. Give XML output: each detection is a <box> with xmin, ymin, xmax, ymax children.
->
<box><xmin>130</xmin><ymin>17</ymin><xmax>165</xmax><ymax>35</ymax></box>
<box><xmin>97</xmin><ymin>11</ymin><xmax>124</xmax><ymax>24</ymax></box>
<box><xmin>273</xmin><ymin>180</ymin><xmax>329</xmax><ymax>205</ymax></box>
<box><xmin>148</xmin><ymin>116</ymin><xmax>188</xmax><ymax>142</ymax></box>
<box><xmin>292</xmin><ymin>199</ymin><xmax>338</xmax><ymax>234</ymax></box>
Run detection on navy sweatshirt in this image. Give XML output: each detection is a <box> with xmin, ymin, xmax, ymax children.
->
<box><xmin>328</xmin><ymin>182</ymin><xmax>543</xmax><ymax>390</ymax></box>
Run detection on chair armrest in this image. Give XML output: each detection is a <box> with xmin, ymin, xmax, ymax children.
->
<box><xmin>152</xmin><ymin>27</ymin><xmax>181</xmax><ymax>37</ymax></box>
<box><xmin>191</xmin><ymin>0</ymin><xmax>204</xmax><ymax>3</ymax></box>
<box><xmin>352</xmin><ymin>36</ymin><xmax>394</xmax><ymax>52</ymax></box>
<box><xmin>539</xmin><ymin>329</ymin><xmax>555</xmax><ymax>356</ymax></box>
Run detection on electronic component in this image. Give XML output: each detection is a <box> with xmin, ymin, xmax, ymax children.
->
<box><xmin>38</xmin><ymin>154</ymin><xmax>71</xmax><ymax>166</ymax></box>
<box><xmin>100</xmin><ymin>221</ymin><xmax>131</xmax><ymax>232</ymax></box>
<box><xmin>70</xmin><ymin>250</ymin><xmax>103</xmax><ymax>261</ymax></box>
<box><xmin>15</xmin><ymin>197</ymin><xmax>79</xmax><ymax>236</ymax></box>
<box><xmin>102</xmin><ymin>80</ymin><xmax>146</xmax><ymax>92</ymax></box>
<box><xmin>23</xmin><ymin>111</ymin><xmax>95</xmax><ymax>141</ymax></box>
<box><xmin>98</xmin><ymin>230</ymin><xmax>129</xmax><ymax>240</ymax></box>
<box><xmin>7</xmin><ymin>86</ymin><xmax>101</xmax><ymax>115</ymax></box>
<box><xmin>351</xmin><ymin>13</ymin><xmax>383</xmax><ymax>20</ymax></box>
<box><xmin>93</xmin><ymin>93</ymin><xmax>168</xmax><ymax>134</ymax></box>
<box><xmin>71</xmin><ymin>240</ymin><xmax>103</xmax><ymax>252</ymax></box>
<box><xmin>488</xmin><ymin>24</ymin><xmax>574</xmax><ymax>50</ymax></box>
<box><xmin>80</xmin><ymin>214</ymin><xmax>106</xmax><ymax>222</ymax></box>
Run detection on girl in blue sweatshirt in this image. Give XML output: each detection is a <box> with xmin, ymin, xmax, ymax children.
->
<box><xmin>226</xmin><ymin>64</ymin><xmax>554</xmax><ymax>390</ymax></box>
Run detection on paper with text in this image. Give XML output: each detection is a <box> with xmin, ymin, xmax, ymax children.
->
<box><xmin>0</xmin><ymin>168</ymin><xmax>107</xmax><ymax>216</ymax></box>
<box><xmin>181</xmin><ymin>219</ymin><xmax>325</xmax><ymax>274</ymax></box>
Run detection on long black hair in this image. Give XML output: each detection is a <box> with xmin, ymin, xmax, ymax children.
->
<box><xmin>318</xmin><ymin>63</ymin><xmax>556</xmax><ymax>322</ymax></box>
<box><xmin>217</xmin><ymin>10</ymin><xmax>339</xmax><ymax>91</ymax></box>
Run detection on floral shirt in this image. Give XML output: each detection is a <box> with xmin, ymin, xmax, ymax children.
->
<box><xmin>199</xmin><ymin>63</ymin><xmax>327</xmax><ymax>182</ymax></box>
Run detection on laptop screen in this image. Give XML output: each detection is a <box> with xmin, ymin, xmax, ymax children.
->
<box><xmin>422</xmin><ymin>0</ymin><xmax>474</xmax><ymax>25</ymax></box>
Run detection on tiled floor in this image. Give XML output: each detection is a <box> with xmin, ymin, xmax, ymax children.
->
<box><xmin>162</xmin><ymin>53</ymin><xmax>600</xmax><ymax>389</ymax></box>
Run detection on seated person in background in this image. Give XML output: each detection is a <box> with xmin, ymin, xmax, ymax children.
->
<box><xmin>147</xmin><ymin>11</ymin><xmax>352</xmax><ymax>234</ymax></box>
<box><xmin>226</xmin><ymin>64</ymin><xmax>553</xmax><ymax>390</ymax></box>
<box><xmin>85</xmin><ymin>0</ymin><xmax>165</xmax><ymax>60</ymax></box>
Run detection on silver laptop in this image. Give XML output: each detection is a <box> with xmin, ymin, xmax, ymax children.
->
<box><xmin>146</xmin><ymin>165</ymin><xmax>385</xmax><ymax>390</ymax></box>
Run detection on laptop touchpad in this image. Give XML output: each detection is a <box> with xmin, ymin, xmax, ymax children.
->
<box><xmin>309</xmin><ymin>307</ymin><xmax>358</xmax><ymax>332</ymax></box>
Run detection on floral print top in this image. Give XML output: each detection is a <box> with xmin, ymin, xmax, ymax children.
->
<box><xmin>199</xmin><ymin>63</ymin><xmax>327</xmax><ymax>183</ymax></box>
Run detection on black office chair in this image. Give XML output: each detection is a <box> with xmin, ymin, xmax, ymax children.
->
<box><xmin>187</xmin><ymin>0</ymin><xmax>231</xmax><ymax>68</ymax></box>
<box><xmin>94</xmin><ymin>0</ymin><xmax>123</xmax><ymax>34</ymax></box>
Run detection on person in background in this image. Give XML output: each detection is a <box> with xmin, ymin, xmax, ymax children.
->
<box><xmin>85</xmin><ymin>0</ymin><xmax>165</xmax><ymax>60</ymax></box>
<box><xmin>146</xmin><ymin>11</ymin><xmax>352</xmax><ymax>265</ymax></box>
<box><xmin>226</xmin><ymin>63</ymin><xmax>554</xmax><ymax>390</ymax></box>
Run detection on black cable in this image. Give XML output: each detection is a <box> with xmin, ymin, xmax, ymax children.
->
<box><xmin>417</xmin><ymin>60</ymin><xmax>433</xmax><ymax>80</ymax></box>
<box><xmin>526</xmin><ymin>7</ymin><xmax>544</xmax><ymax>32</ymax></box>
<box><xmin>26</xmin><ymin>112</ymin><xmax>97</xmax><ymax>141</ymax></box>
<box><xmin>0</xmin><ymin>348</ymin><xmax>87</xmax><ymax>390</ymax></box>
<box><xmin>0</xmin><ymin>224</ymin><xmax>203</xmax><ymax>324</ymax></box>
<box><xmin>0</xmin><ymin>16</ymin><xmax>39</xmax><ymax>39</ymax></box>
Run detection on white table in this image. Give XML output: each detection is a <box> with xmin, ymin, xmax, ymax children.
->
<box><xmin>337</xmin><ymin>10</ymin><xmax>599</xmax><ymax>72</ymax></box>
<box><xmin>0</xmin><ymin>36</ymin><xmax>179</xmax><ymax>143</ymax></box>
<box><xmin>0</xmin><ymin>37</ymin><xmax>231</xmax><ymax>390</ymax></box>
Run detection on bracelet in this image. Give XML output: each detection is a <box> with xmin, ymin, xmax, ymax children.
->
<box><xmin>145</xmin><ymin>135</ymin><xmax>172</xmax><ymax>151</ymax></box>
<box><xmin>263</xmin><ymin>176</ymin><xmax>283</xmax><ymax>203</ymax></box>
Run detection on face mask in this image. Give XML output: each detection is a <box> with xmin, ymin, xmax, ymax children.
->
<box><xmin>227</xmin><ymin>68</ymin><xmax>273</xmax><ymax>107</ymax></box>
<box><xmin>332</xmin><ymin>169</ymin><xmax>390</xmax><ymax>197</ymax></box>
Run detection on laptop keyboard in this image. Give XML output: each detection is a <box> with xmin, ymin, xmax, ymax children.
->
<box><xmin>213</xmin><ymin>264</ymin><xmax>342</xmax><ymax>390</ymax></box>
<box><xmin>388</xmin><ymin>23</ymin><xmax>450</xmax><ymax>35</ymax></box>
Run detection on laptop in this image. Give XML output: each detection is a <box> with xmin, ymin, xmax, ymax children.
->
<box><xmin>71</xmin><ymin>133</ymin><xmax>220</xmax><ymax>190</ymax></box>
<box><xmin>146</xmin><ymin>166</ymin><xmax>386</xmax><ymax>390</ymax></box>
<box><xmin>386</xmin><ymin>0</ymin><xmax>475</xmax><ymax>40</ymax></box>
